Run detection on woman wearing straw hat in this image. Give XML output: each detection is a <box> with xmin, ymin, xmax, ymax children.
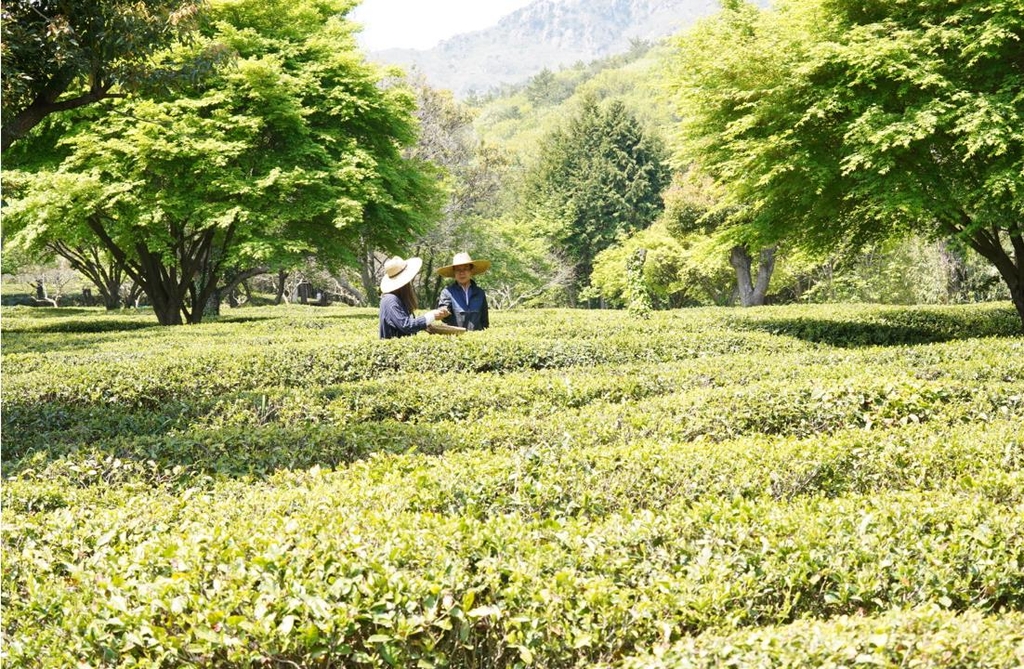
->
<box><xmin>436</xmin><ymin>251</ymin><xmax>490</xmax><ymax>331</ymax></box>
<box><xmin>379</xmin><ymin>256</ymin><xmax>450</xmax><ymax>339</ymax></box>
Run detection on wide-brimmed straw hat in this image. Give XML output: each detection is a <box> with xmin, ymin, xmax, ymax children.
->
<box><xmin>437</xmin><ymin>252</ymin><xmax>491</xmax><ymax>278</ymax></box>
<box><xmin>379</xmin><ymin>256</ymin><xmax>423</xmax><ymax>293</ymax></box>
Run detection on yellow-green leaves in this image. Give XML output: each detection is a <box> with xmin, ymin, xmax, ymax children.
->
<box><xmin>2</xmin><ymin>303</ymin><xmax>1022</xmax><ymax>666</ymax></box>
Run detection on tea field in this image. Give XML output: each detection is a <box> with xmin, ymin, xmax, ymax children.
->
<box><xmin>2</xmin><ymin>302</ymin><xmax>1023</xmax><ymax>667</ymax></box>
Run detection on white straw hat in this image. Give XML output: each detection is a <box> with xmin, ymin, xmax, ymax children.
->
<box><xmin>437</xmin><ymin>251</ymin><xmax>491</xmax><ymax>278</ymax></box>
<box><xmin>379</xmin><ymin>256</ymin><xmax>423</xmax><ymax>293</ymax></box>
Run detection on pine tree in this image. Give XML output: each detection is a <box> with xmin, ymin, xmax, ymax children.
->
<box><xmin>525</xmin><ymin>96</ymin><xmax>670</xmax><ymax>298</ymax></box>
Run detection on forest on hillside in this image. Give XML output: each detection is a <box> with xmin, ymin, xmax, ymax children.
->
<box><xmin>1</xmin><ymin>0</ymin><xmax>1021</xmax><ymax>330</ymax></box>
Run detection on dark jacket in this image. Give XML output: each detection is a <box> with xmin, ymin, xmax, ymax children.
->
<box><xmin>379</xmin><ymin>293</ymin><xmax>429</xmax><ymax>339</ymax></box>
<box><xmin>437</xmin><ymin>280</ymin><xmax>489</xmax><ymax>331</ymax></box>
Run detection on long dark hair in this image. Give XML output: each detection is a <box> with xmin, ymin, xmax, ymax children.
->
<box><xmin>393</xmin><ymin>283</ymin><xmax>418</xmax><ymax>313</ymax></box>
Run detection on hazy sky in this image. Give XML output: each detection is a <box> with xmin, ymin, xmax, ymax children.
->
<box><xmin>350</xmin><ymin>0</ymin><xmax>538</xmax><ymax>51</ymax></box>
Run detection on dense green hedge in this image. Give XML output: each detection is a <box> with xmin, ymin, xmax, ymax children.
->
<box><xmin>2</xmin><ymin>303</ymin><xmax>1022</xmax><ymax>667</ymax></box>
<box><xmin>614</xmin><ymin>606</ymin><xmax>1024</xmax><ymax>668</ymax></box>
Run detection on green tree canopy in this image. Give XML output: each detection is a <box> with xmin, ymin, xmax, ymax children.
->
<box><xmin>2</xmin><ymin>0</ymin><xmax>442</xmax><ymax>324</ymax></box>
<box><xmin>394</xmin><ymin>79</ymin><xmax>511</xmax><ymax>308</ymax></box>
<box><xmin>0</xmin><ymin>0</ymin><xmax>205</xmax><ymax>150</ymax></box>
<box><xmin>523</xmin><ymin>96</ymin><xmax>670</xmax><ymax>297</ymax></box>
<box><xmin>664</xmin><ymin>0</ymin><xmax>1024</xmax><ymax>327</ymax></box>
<box><xmin>588</xmin><ymin>221</ymin><xmax>700</xmax><ymax>308</ymax></box>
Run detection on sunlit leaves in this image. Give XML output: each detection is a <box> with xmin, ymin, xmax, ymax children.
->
<box><xmin>2</xmin><ymin>0</ymin><xmax>442</xmax><ymax>324</ymax></box>
<box><xmin>2</xmin><ymin>304</ymin><xmax>1023</xmax><ymax>666</ymax></box>
<box><xmin>663</xmin><ymin>0</ymin><xmax>1024</xmax><ymax>327</ymax></box>
<box><xmin>0</xmin><ymin>0</ymin><xmax>204</xmax><ymax>147</ymax></box>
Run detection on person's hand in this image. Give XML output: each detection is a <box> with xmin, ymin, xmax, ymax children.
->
<box><xmin>435</xmin><ymin>307</ymin><xmax>450</xmax><ymax>320</ymax></box>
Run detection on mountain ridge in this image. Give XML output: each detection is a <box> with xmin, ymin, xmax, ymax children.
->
<box><xmin>366</xmin><ymin>0</ymin><xmax>763</xmax><ymax>98</ymax></box>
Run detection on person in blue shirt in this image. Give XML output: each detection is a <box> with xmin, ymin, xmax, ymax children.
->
<box><xmin>379</xmin><ymin>255</ymin><xmax>449</xmax><ymax>339</ymax></box>
<box><xmin>436</xmin><ymin>251</ymin><xmax>490</xmax><ymax>331</ymax></box>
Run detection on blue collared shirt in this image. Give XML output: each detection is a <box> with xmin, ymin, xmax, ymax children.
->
<box><xmin>437</xmin><ymin>280</ymin><xmax>489</xmax><ymax>331</ymax></box>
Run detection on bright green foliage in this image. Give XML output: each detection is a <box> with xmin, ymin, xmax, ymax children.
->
<box><xmin>0</xmin><ymin>0</ymin><xmax>204</xmax><ymax>150</ymax></box>
<box><xmin>588</xmin><ymin>221</ymin><xmax>704</xmax><ymax>308</ymax></box>
<box><xmin>524</xmin><ymin>97</ymin><xmax>671</xmax><ymax>296</ymax></box>
<box><xmin>396</xmin><ymin>80</ymin><xmax>570</xmax><ymax>310</ymax></box>
<box><xmin>3</xmin><ymin>302</ymin><xmax>1023</xmax><ymax>666</ymax></box>
<box><xmin>799</xmin><ymin>237</ymin><xmax>1010</xmax><ymax>305</ymax></box>
<box><xmin>466</xmin><ymin>212</ymin><xmax>580</xmax><ymax>308</ymax></box>
<box><xmin>624</xmin><ymin>247</ymin><xmax>652</xmax><ymax>318</ymax></box>
<box><xmin>2</xmin><ymin>0</ymin><xmax>442</xmax><ymax>325</ymax></box>
<box><xmin>590</xmin><ymin>175</ymin><xmax>818</xmax><ymax>309</ymax></box>
<box><xmin>663</xmin><ymin>0</ymin><xmax>1024</xmax><ymax>328</ymax></box>
<box><xmin>617</xmin><ymin>606</ymin><xmax>1024</xmax><ymax>668</ymax></box>
<box><xmin>660</xmin><ymin>169</ymin><xmax>786</xmax><ymax>306</ymax></box>
<box><xmin>401</xmin><ymin>81</ymin><xmax>514</xmax><ymax>308</ymax></box>
<box><xmin>466</xmin><ymin>47</ymin><xmax>687</xmax><ymax>308</ymax></box>
<box><xmin>471</xmin><ymin>43</ymin><xmax>672</xmax><ymax>160</ymax></box>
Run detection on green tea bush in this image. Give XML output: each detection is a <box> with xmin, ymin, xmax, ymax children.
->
<box><xmin>2</xmin><ymin>302</ymin><xmax>1022</xmax><ymax>667</ymax></box>
<box><xmin>614</xmin><ymin>605</ymin><xmax>1024</xmax><ymax>668</ymax></box>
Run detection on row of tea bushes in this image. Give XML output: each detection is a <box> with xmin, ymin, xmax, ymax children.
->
<box><xmin>6</xmin><ymin>415</ymin><xmax>1022</xmax><ymax>517</ymax></box>
<box><xmin>4</xmin><ymin>365</ymin><xmax>1021</xmax><ymax>491</ymax></box>
<box><xmin>4</xmin><ymin>330</ymin><xmax>1021</xmax><ymax>467</ymax></box>
<box><xmin>1</xmin><ymin>326</ymin><xmax>796</xmax><ymax>405</ymax></box>
<box><xmin>5</xmin><ymin>484</ymin><xmax>1022</xmax><ymax>666</ymax></box>
<box><xmin>5</xmin><ymin>302</ymin><xmax>1020</xmax><ymax>389</ymax></box>
<box><xmin>3</xmin><ymin>302</ymin><xmax>1022</xmax><ymax>667</ymax></box>
<box><xmin>5</xmin><ymin>423</ymin><xmax>1023</xmax><ymax>664</ymax></box>
<box><xmin>723</xmin><ymin>301</ymin><xmax>1024</xmax><ymax>346</ymax></box>
<box><xmin>614</xmin><ymin>605</ymin><xmax>1024</xmax><ymax>668</ymax></box>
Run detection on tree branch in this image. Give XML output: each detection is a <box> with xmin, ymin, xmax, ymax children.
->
<box><xmin>86</xmin><ymin>215</ymin><xmax>143</xmax><ymax>285</ymax></box>
<box><xmin>1</xmin><ymin>83</ymin><xmax>124</xmax><ymax>151</ymax></box>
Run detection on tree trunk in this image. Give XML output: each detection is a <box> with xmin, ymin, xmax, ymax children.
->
<box><xmin>184</xmin><ymin>228</ymin><xmax>232</xmax><ymax>325</ymax></box>
<box><xmin>427</xmin><ymin>274</ymin><xmax>444</xmax><ymax>308</ymax></box>
<box><xmin>360</xmin><ymin>253</ymin><xmax>379</xmax><ymax>307</ymax></box>
<box><xmin>152</xmin><ymin>301</ymin><xmax>184</xmax><ymax>325</ymax></box>
<box><xmin>28</xmin><ymin>281</ymin><xmax>58</xmax><ymax>306</ymax></box>
<box><xmin>84</xmin><ymin>216</ymin><xmax>188</xmax><ymax>324</ymax></box>
<box><xmin>729</xmin><ymin>246</ymin><xmax>753</xmax><ymax>307</ymax></box>
<box><xmin>206</xmin><ymin>288</ymin><xmax>222</xmax><ymax>317</ymax></box>
<box><xmin>729</xmin><ymin>243</ymin><xmax>774</xmax><ymax>307</ymax></box>
<box><xmin>135</xmin><ymin>245</ymin><xmax>187</xmax><ymax>325</ymax></box>
<box><xmin>331</xmin><ymin>275</ymin><xmax>367</xmax><ymax>306</ymax></box>
<box><xmin>102</xmin><ymin>283</ymin><xmax>124</xmax><ymax>310</ymax></box>
<box><xmin>753</xmin><ymin>245</ymin><xmax>777</xmax><ymax>303</ymax></box>
<box><xmin>48</xmin><ymin>242</ymin><xmax>126</xmax><ymax>310</ymax></box>
<box><xmin>730</xmin><ymin>244</ymin><xmax>776</xmax><ymax>306</ymax></box>
<box><xmin>1009</xmin><ymin>279</ymin><xmax>1024</xmax><ymax>330</ymax></box>
<box><xmin>216</xmin><ymin>266</ymin><xmax>267</xmax><ymax>310</ymax></box>
<box><xmin>966</xmin><ymin>226</ymin><xmax>1024</xmax><ymax>332</ymax></box>
<box><xmin>152</xmin><ymin>297</ymin><xmax>185</xmax><ymax>324</ymax></box>
<box><xmin>274</xmin><ymin>270</ymin><xmax>289</xmax><ymax>304</ymax></box>
<box><xmin>420</xmin><ymin>255</ymin><xmax>435</xmax><ymax>308</ymax></box>
<box><xmin>985</xmin><ymin>248</ymin><xmax>1023</xmax><ymax>330</ymax></box>
<box><xmin>730</xmin><ymin>246</ymin><xmax>756</xmax><ymax>306</ymax></box>
<box><xmin>124</xmin><ymin>282</ymin><xmax>144</xmax><ymax>308</ymax></box>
